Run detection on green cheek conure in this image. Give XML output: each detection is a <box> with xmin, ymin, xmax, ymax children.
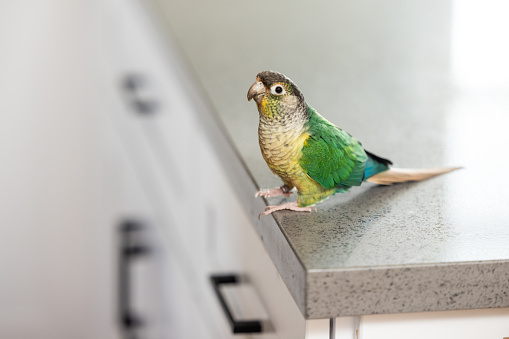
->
<box><xmin>247</xmin><ymin>70</ymin><xmax>459</xmax><ymax>217</ymax></box>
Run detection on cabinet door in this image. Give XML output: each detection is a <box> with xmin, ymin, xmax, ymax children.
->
<box><xmin>102</xmin><ymin>0</ymin><xmax>245</xmax><ymax>337</ymax></box>
<box><xmin>102</xmin><ymin>0</ymin><xmax>209</xmax><ymax>273</ymax></box>
<box><xmin>104</xmin><ymin>98</ymin><xmax>216</xmax><ymax>339</ymax></box>
<box><xmin>359</xmin><ymin>308</ymin><xmax>509</xmax><ymax>339</ymax></box>
<box><xmin>0</xmin><ymin>1</ymin><xmax>122</xmax><ymax>338</ymax></box>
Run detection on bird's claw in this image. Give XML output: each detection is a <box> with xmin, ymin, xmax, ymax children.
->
<box><xmin>258</xmin><ymin>202</ymin><xmax>317</xmax><ymax>219</ymax></box>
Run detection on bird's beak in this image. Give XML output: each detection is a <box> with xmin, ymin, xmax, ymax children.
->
<box><xmin>247</xmin><ymin>81</ymin><xmax>265</xmax><ymax>104</ymax></box>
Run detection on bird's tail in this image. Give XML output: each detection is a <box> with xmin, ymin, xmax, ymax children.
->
<box><xmin>366</xmin><ymin>167</ymin><xmax>461</xmax><ymax>185</ymax></box>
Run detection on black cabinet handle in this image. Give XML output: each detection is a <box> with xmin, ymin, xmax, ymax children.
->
<box><xmin>210</xmin><ymin>274</ymin><xmax>263</xmax><ymax>334</ymax></box>
<box><xmin>122</xmin><ymin>74</ymin><xmax>159</xmax><ymax>115</ymax></box>
<box><xmin>118</xmin><ymin>220</ymin><xmax>151</xmax><ymax>337</ymax></box>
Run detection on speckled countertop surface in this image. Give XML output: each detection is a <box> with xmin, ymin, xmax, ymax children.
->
<box><xmin>150</xmin><ymin>0</ymin><xmax>509</xmax><ymax>318</ymax></box>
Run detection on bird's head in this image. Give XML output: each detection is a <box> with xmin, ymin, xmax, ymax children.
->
<box><xmin>247</xmin><ymin>70</ymin><xmax>306</xmax><ymax>122</ymax></box>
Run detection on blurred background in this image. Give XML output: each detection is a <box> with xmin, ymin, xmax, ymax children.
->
<box><xmin>1</xmin><ymin>0</ymin><xmax>508</xmax><ymax>338</ymax></box>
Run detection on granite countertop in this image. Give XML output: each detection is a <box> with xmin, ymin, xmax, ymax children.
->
<box><xmin>150</xmin><ymin>0</ymin><xmax>509</xmax><ymax>318</ymax></box>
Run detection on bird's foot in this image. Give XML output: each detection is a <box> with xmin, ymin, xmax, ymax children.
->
<box><xmin>255</xmin><ymin>186</ymin><xmax>293</xmax><ymax>198</ymax></box>
<box><xmin>259</xmin><ymin>201</ymin><xmax>317</xmax><ymax>219</ymax></box>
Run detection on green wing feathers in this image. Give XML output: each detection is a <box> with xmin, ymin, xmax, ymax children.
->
<box><xmin>300</xmin><ymin>106</ymin><xmax>367</xmax><ymax>189</ymax></box>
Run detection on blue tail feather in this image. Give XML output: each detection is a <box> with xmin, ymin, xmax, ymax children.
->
<box><xmin>363</xmin><ymin>150</ymin><xmax>392</xmax><ymax>180</ymax></box>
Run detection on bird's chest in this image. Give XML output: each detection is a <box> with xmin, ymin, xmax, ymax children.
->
<box><xmin>258</xmin><ymin>123</ymin><xmax>309</xmax><ymax>181</ymax></box>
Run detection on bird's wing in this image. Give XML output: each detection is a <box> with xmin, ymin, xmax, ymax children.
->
<box><xmin>300</xmin><ymin>107</ymin><xmax>367</xmax><ymax>189</ymax></box>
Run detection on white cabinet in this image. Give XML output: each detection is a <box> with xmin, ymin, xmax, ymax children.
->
<box><xmin>358</xmin><ymin>308</ymin><xmax>509</xmax><ymax>339</ymax></box>
<box><xmin>0</xmin><ymin>1</ymin><xmax>121</xmax><ymax>338</ymax></box>
<box><xmin>326</xmin><ymin>309</ymin><xmax>509</xmax><ymax>339</ymax></box>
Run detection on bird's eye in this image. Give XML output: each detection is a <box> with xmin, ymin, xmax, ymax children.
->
<box><xmin>270</xmin><ymin>84</ymin><xmax>286</xmax><ymax>96</ymax></box>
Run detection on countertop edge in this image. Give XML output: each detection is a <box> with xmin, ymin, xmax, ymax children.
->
<box><xmin>306</xmin><ymin>259</ymin><xmax>509</xmax><ymax>318</ymax></box>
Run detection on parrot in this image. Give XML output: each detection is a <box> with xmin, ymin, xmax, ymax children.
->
<box><xmin>247</xmin><ymin>70</ymin><xmax>459</xmax><ymax>217</ymax></box>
